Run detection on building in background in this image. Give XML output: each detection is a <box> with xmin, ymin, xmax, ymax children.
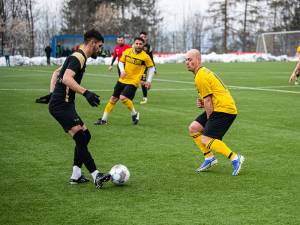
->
<box><xmin>50</xmin><ymin>35</ymin><xmax>118</xmax><ymax>57</ymax></box>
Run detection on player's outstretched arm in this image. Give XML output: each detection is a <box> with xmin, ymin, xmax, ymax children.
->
<box><xmin>203</xmin><ymin>95</ymin><xmax>214</xmax><ymax>118</ymax></box>
<box><xmin>144</xmin><ymin>66</ymin><xmax>156</xmax><ymax>89</ymax></box>
<box><xmin>35</xmin><ymin>66</ymin><xmax>62</xmax><ymax>104</ymax></box>
<box><xmin>109</xmin><ymin>57</ymin><xmax>117</xmax><ymax>71</ymax></box>
<box><xmin>50</xmin><ymin>66</ymin><xmax>61</xmax><ymax>92</ymax></box>
<box><xmin>118</xmin><ymin>61</ymin><xmax>126</xmax><ymax>78</ymax></box>
<box><xmin>62</xmin><ymin>69</ymin><xmax>100</xmax><ymax>107</ymax></box>
<box><xmin>289</xmin><ymin>59</ymin><xmax>300</xmax><ymax>83</ymax></box>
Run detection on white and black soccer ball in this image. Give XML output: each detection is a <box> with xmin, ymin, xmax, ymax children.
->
<box><xmin>109</xmin><ymin>164</ymin><xmax>130</xmax><ymax>185</ymax></box>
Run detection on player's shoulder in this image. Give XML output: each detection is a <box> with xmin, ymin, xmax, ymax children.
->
<box><xmin>297</xmin><ymin>45</ymin><xmax>300</xmax><ymax>53</ymax></box>
<box><xmin>70</xmin><ymin>50</ymin><xmax>86</xmax><ymax>69</ymax></box>
<box><xmin>123</xmin><ymin>47</ymin><xmax>132</xmax><ymax>54</ymax></box>
<box><xmin>140</xmin><ymin>50</ymin><xmax>151</xmax><ymax>58</ymax></box>
<box><xmin>200</xmin><ymin>66</ymin><xmax>216</xmax><ymax>77</ymax></box>
<box><xmin>195</xmin><ymin>67</ymin><xmax>212</xmax><ymax>81</ymax></box>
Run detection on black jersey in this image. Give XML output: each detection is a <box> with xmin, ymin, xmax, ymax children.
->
<box><xmin>50</xmin><ymin>49</ymin><xmax>87</xmax><ymax>105</ymax></box>
<box><xmin>143</xmin><ymin>43</ymin><xmax>154</xmax><ymax>62</ymax></box>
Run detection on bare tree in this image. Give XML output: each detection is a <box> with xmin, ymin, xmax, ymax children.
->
<box><xmin>206</xmin><ymin>0</ymin><xmax>236</xmax><ymax>53</ymax></box>
<box><xmin>24</xmin><ymin>0</ymin><xmax>34</xmax><ymax>57</ymax></box>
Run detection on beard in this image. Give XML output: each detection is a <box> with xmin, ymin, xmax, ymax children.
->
<box><xmin>91</xmin><ymin>53</ymin><xmax>98</xmax><ymax>59</ymax></box>
<box><xmin>135</xmin><ymin>47</ymin><xmax>142</xmax><ymax>53</ymax></box>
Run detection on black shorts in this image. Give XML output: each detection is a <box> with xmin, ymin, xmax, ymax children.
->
<box><xmin>49</xmin><ymin>103</ymin><xmax>84</xmax><ymax>133</ymax></box>
<box><xmin>195</xmin><ymin>111</ymin><xmax>236</xmax><ymax>140</ymax></box>
<box><xmin>112</xmin><ymin>81</ymin><xmax>137</xmax><ymax>100</ymax></box>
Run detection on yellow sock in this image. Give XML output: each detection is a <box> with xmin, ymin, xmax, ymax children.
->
<box><xmin>104</xmin><ymin>100</ymin><xmax>116</xmax><ymax>113</ymax></box>
<box><xmin>206</xmin><ymin>138</ymin><xmax>237</xmax><ymax>160</ymax></box>
<box><xmin>190</xmin><ymin>132</ymin><xmax>214</xmax><ymax>158</ymax></box>
<box><xmin>121</xmin><ymin>98</ymin><xmax>135</xmax><ymax>112</ymax></box>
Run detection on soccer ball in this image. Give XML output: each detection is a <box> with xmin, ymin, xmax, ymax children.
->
<box><xmin>109</xmin><ymin>164</ymin><xmax>130</xmax><ymax>185</ymax></box>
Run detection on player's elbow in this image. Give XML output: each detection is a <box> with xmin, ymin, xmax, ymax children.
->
<box><xmin>62</xmin><ymin>76</ymin><xmax>70</xmax><ymax>85</ymax></box>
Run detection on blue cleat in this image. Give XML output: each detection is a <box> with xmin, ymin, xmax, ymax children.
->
<box><xmin>232</xmin><ymin>155</ymin><xmax>245</xmax><ymax>176</ymax></box>
<box><xmin>196</xmin><ymin>157</ymin><xmax>218</xmax><ymax>172</ymax></box>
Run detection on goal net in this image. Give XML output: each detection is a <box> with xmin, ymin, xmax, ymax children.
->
<box><xmin>256</xmin><ymin>30</ymin><xmax>300</xmax><ymax>56</ymax></box>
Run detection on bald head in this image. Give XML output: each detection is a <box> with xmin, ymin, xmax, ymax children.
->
<box><xmin>185</xmin><ymin>49</ymin><xmax>202</xmax><ymax>74</ymax></box>
<box><xmin>186</xmin><ymin>49</ymin><xmax>201</xmax><ymax>59</ymax></box>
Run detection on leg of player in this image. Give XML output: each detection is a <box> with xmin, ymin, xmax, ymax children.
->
<box><xmin>189</xmin><ymin>121</ymin><xmax>218</xmax><ymax>172</ymax></box>
<box><xmin>94</xmin><ymin>96</ymin><xmax>118</xmax><ymax>125</ymax></box>
<box><xmin>69</xmin><ymin>125</ymin><xmax>111</xmax><ymax>188</ymax></box>
<box><xmin>201</xmin><ymin>135</ymin><xmax>245</xmax><ymax>176</ymax></box>
<box><xmin>140</xmin><ymin>84</ymin><xmax>148</xmax><ymax>104</ymax></box>
<box><xmin>140</xmin><ymin>75</ymin><xmax>148</xmax><ymax>104</ymax></box>
<box><xmin>120</xmin><ymin>95</ymin><xmax>139</xmax><ymax>125</ymax></box>
<box><xmin>295</xmin><ymin>74</ymin><xmax>299</xmax><ymax>85</ymax></box>
<box><xmin>70</xmin><ymin>129</ymin><xmax>92</xmax><ymax>184</ymax></box>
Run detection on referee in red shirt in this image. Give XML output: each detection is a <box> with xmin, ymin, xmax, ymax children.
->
<box><xmin>108</xmin><ymin>35</ymin><xmax>131</xmax><ymax>76</ymax></box>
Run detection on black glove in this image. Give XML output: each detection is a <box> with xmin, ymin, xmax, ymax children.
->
<box><xmin>35</xmin><ymin>93</ymin><xmax>52</xmax><ymax>104</ymax></box>
<box><xmin>83</xmin><ymin>90</ymin><xmax>100</xmax><ymax>107</ymax></box>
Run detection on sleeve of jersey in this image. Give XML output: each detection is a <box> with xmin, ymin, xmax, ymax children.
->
<box><xmin>67</xmin><ymin>56</ymin><xmax>81</xmax><ymax>74</ymax></box>
<box><xmin>113</xmin><ymin>48</ymin><xmax>117</xmax><ymax>58</ymax></box>
<box><xmin>120</xmin><ymin>50</ymin><xmax>127</xmax><ymax>63</ymax></box>
<box><xmin>145</xmin><ymin>55</ymin><xmax>154</xmax><ymax>68</ymax></box>
<box><xmin>196</xmin><ymin>76</ymin><xmax>212</xmax><ymax>98</ymax></box>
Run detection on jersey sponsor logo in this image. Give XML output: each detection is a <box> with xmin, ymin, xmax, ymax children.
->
<box><xmin>125</xmin><ymin>56</ymin><xmax>144</xmax><ymax>65</ymax></box>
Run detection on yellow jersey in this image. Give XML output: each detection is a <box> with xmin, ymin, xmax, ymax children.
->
<box><xmin>119</xmin><ymin>48</ymin><xmax>154</xmax><ymax>87</ymax></box>
<box><xmin>195</xmin><ymin>67</ymin><xmax>237</xmax><ymax>115</ymax></box>
<box><xmin>297</xmin><ymin>45</ymin><xmax>300</xmax><ymax>54</ymax></box>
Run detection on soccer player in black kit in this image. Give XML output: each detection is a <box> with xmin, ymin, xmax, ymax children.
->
<box><xmin>139</xmin><ymin>31</ymin><xmax>156</xmax><ymax>104</ymax></box>
<box><xmin>48</xmin><ymin>29</ymin><xmax>111</xmax><ymax>189</ymax></box>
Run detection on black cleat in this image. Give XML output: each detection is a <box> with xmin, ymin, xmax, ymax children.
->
<box><xmin>94</xmin><ymin>119</ymin><xmax>108</xmax><ymax>125</ymax></box>
<box><xmin>131</xmin><ymin>112</ymin><xmax>140</xmax><ymax>125</ymax></box>
<box><xmin>69</xmin><ymin>175</ymin><xmax>89</xmax><ymax>184</ymax></box>
<box><xmin>95</xmin><ymin>173</ymin><xmax>111</xmax><ymax>189</ymax></box>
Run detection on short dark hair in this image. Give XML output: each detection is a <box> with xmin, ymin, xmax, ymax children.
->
<box><xmin>117</xmin><ymin>35</ymin><xmax>125</xmax><ymax>39</ymax></box>
<box><xmin>140</xmin><ymin>31</ymin><xmax>147</xmax><ymax>36</ymax></box>
<box><xmin>134</xmin><ymin>37</ymin><xmax>144</xmax><ymax>43</ymax></box>
<box><xmin>84</xmin><ymin>29</ymin><xmax>104</xmax><ymax>43</ymax></box>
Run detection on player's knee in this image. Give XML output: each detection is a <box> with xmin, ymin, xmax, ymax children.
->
<box><xmin>73</xmin><ymin>130</ymin><xmax>87</xmax><ymax>146</ymax></box>
<box><xmin>201</xmin><ymin>135</ymin><xmax>210</xmax><ymax>146</ymax></box>
<box><xmin>110</xmin><ymin>96</ymin><xmax>118</xmax><ymax>103</ymax></box>
<box><xmin>119</xmin><ymin>95</ymin><xmax>128</xmax><ymax>101</ymax></box>
<box><xmin>188</xmin><ymin>121</ymin><xmax>202</xmax><ymax>134</ymax></box>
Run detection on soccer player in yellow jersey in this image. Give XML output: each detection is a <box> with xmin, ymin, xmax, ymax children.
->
<box><xmin>94</xmin><ymin>37</ymin><xmax>155</xmax><ymax>125</ymax></box>
<box><xmin>289</xmin><ymin>45</ymin><xmax>300</xmax><ymax>85</ymax></box>
<box><xmin>185</xmin><ymin>49</ymin><xmax>245</xmax><ymax>176</ymax></box>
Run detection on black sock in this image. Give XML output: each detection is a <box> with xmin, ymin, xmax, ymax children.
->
<box><xmin>142</xmin><ymin>85</ymin><xmax>147</xmax><ymax>98</ymax></box>
<box><xmin>73</xmin><ymin>129</ymin><xmax>92</xmax><ymax>168</ymax></box>
<box><xmin>73</xmin><ymin>130</ymin><xmax>96</xmax><ymax>173</ymax></box>
<box><xmin>84</xmin><ymin>129</ymin><xmax>91</xmax><ymax>144</ymax></box>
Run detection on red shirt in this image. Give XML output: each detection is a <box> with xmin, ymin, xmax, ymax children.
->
<box><xmin>113</xmin><ymin>44</ymin><xmax>131</xmax><ymax>61</ymax></box>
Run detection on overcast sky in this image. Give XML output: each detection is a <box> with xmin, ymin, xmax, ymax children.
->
<box><xmin>159</xmin><ymin>0</ymin><xmax>208</xmax><ymax>30</ymax></box>
<box><xmin>36</xmin><ymin>0</ymin><xmax>209</xmax><ymax>31</ymax></box>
